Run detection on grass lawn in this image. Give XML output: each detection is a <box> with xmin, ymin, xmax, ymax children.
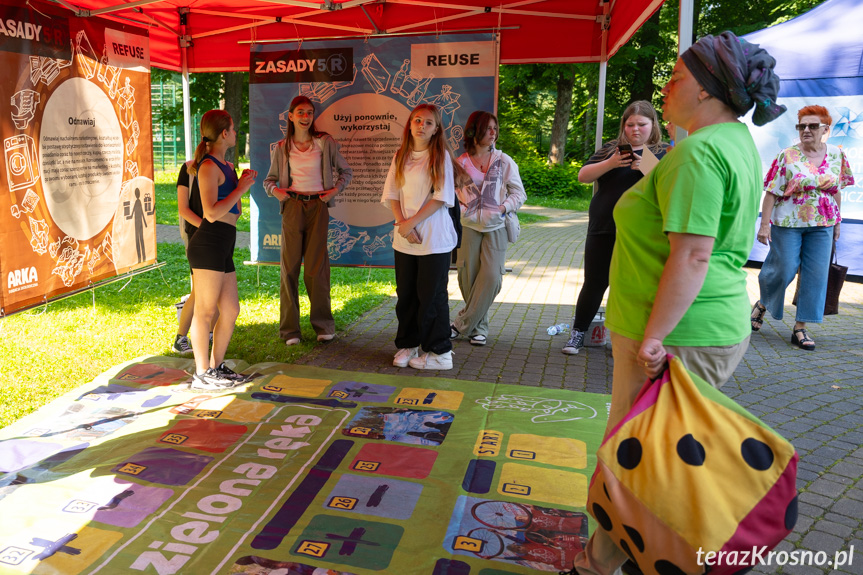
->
<box><xmin>516</xmin><ymin>212</ymin><xmax>551</xmax><ymax>225</ymax></box>
<box><xmin>0</xmin><ymin>243</ymin><xmax>396</xmax><ymax>429</ymax></box>
<box><xmin>524</xmin><ymin>194</ymin><xmax>590</xmax><ymax>212</ymax></box>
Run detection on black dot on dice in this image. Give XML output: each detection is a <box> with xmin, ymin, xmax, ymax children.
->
<box><xmin>677</xmin><ymin>433</ymin><xmax>706</xmax><ymax>466</ymax></box>
<box><xmin>617</xmin><ymin>437</ymin><xmax>642</xmax><ymax>469</ymax></box>
<box><xmin>592</xmin><ymin>502</ymin><xmax>613</xmax><ymax>531</ymax></box>
<box><xmin>623</xmin><ymin>524</ymin><xmax>645</xmax><ymax>552</ymax></box>
<box><xmin>655</xmin><ymin>559</ymin><xmax>687</xmax><ymax>575</ymax></box>
<box><xmin>785</xmin><ymin>495</ymin><xmax>798</xmax><ymax>530</ymax></box>
<box><xmin>741</xmin><ymin>437</ymin><xmax>774</xmax><ymax>471</ymax></box>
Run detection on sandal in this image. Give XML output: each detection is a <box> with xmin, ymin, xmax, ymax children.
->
<box><xmin>469</xmin><ymin>334</ymin><xmax>487</xmax><ymax>346</ymax></box>
<box><xmin>450</xmin><ymin>324</ymin><xmax>460</xmax><ymax>340</ymax></box>
<box><xmin>750</xmin><ymin>301</ymin><xmax>766</xmax><ymax>332</ymax></box>
<box><xmin>791</xmin><ymin>328</ymin><xmax>815</xmax><ymax>351</ymax></box>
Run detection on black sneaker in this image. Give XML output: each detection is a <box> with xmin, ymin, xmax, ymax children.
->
<box><xmin>562</xmin><ymin>330</ymin><xmax>585</xmax><ymax>355</ymax></box>
<box><xmin>190</xmin><ymin>368</ymin><xmax>241</xmax><ymax>391</ymax></box>
<box><xmin>215</xmin><ymin>362</ymin><xmax>247</xmax><ymax>382</ymax></box>
<box><xmin>172</xmin><ymin>334</ymin><xmax>193</xmax><ymax>355</ymax></box>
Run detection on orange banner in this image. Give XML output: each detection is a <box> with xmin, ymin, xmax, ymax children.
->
<box><xmin>0</xmin><ymin>1</ymin><xmax>153</xmax><ymax>315</ymax></box>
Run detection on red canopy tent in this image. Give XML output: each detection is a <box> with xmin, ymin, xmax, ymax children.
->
<box><xmin>46</xmin><ymin>0</ymin><xmax>666</xmax><ymax>154</ymax></box>
<box><xmin>49</xmin><ymin>0</ymin><xmax>664</xmax><ymax>72</ymax></box>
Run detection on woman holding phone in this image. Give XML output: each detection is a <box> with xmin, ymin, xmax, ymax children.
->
<box><xmin>186</xmin><ymin>109</ymin><xmax>257</xmax><ymax>390</ymax></box>
<box><xmin>562</xmin><ymin>101</ymin><xmax>667</xmax><ymax>355</ymax></box>
<box><xmin>381</xmin><ymin>103</ymin><xmax>457</xmax><ymax>370</ymax></box>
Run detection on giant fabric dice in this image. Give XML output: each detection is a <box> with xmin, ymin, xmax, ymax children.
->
<box><xmin>587</xmin><ymin>356</ymin><xmax>798</xmax><ymax>575</ymax></box>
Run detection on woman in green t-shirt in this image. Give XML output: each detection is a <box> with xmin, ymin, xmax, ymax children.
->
<box><xmin>571</xmin><ymin>31</ymin><xmax>787</xmax><ymax>575</ymax></box>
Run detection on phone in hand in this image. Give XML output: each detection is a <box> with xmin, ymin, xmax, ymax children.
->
<box><xmin>617</xmin><ymin>143</ymin><xmax>633</xmax><ymax>157</ymax></box>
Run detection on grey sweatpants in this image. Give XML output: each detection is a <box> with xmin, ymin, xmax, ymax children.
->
<box><xmin>453</xmin><ymin>226</ymin><xmax>508</xmax><ymax>338</ymax></box>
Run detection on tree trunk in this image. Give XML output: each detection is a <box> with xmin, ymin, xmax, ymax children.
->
<box><xmin>223</xmin><ymin>72</ymin><xmax>243</xmax><ymax>165</ymax></box>
<box><xmin>547</xmin><ymin>65</ymin><xmax>576</xmax><ymax>165</ymax></box>
<box><xmin>629</xmin><ymin>8</ymin><xmax>663</xmax><ymax>104</ymax></box>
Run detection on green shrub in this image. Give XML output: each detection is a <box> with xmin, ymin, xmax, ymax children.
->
<box><xmin>515</xmin><ymin>154</ymin><xmax>591</xmax><ymax>200</ymax></box>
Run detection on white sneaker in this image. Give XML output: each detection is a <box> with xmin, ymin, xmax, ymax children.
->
<box><xmin>393</xmin><ymin>347</ymin><xmax>419</xmax><ymax>368</ymax></box>
<box><xmin>409</xmin><ymin>350</ymin><xmax>453</xmax><ymax>370</ymax></box>
<box><xmin>317</xmin><ymin>334</ymin><xmax>334</xmax><ymax>342</ymax></box>
<box><xmin>285</xmin><ymin>337</ymin><xmax>301</xmax><ymax>346</ymax></box>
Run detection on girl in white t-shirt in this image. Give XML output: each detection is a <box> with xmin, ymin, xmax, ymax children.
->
<box><xmin>381</xmin><ymin>104</ymin><xmax>458</xmax><ymax>370</ymax></box>
<box><xmin>264</xmin><ymin>96</ymin><xmax>352</xmax><ymax>346</ymax></box>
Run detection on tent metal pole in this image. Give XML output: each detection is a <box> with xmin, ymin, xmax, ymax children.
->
<box><xmin>594</xmin><ymin>1</ymin><xmax>610</xmax><ymax>153</ymax></box>
<box><xmin>676</xmin><ymin>0</ymin><xmax>694</xmax><ymax>142</ymax></box>
<box><xmin>596</xmin><ymin>61</ymin><xmax>607</xmax><ymax>152</ymax></box>
<box><xmin>678</xmin><ymin>0</ymin><xmax>694</xmax><ymax>55</ymax></box>
<box><xmin>180</xmin><ymin>8</ymin><xmax>193</xmax><ymax>161</ymax></box>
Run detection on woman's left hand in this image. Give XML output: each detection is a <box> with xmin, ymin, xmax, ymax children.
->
<box><xmin>637</xmin><ymin>337</ymin><xmax>666</xmax><ymax>379</ymax></box>
<box><xmin>834</xmin><ymin>223</ymin><xmax>841</xmax><ymax>240</ymax></box>
<box><xmin>319</xmin><ymin>187</ymin><xmax>338</xmax><ymax>203</ymax></box>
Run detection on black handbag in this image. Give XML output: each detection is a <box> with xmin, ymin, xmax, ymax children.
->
<box><xmin>824</xmin><ymin>245</ymin><xmax>847</xmax><ymax>315</ymax></box>
<box><xmin>791</xmin><ymin>240</ymin><xmax>846</xmax><ymax>315</ymax></box>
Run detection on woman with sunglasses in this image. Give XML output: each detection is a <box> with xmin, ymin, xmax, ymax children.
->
<box><xmin>750</xmin><ymin>105</ymin><xmax>854</xmax><ymax>350</ymax></box>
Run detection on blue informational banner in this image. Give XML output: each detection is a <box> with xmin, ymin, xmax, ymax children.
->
<box><xmin>743</xmin><ymin>0</ymin><xmax>863</xmax><ymax>278</ymax></box>
<box><xmin>249</xmin><ymin>34</ymin><xmax>498</xmax><ymax>266</ymax></box>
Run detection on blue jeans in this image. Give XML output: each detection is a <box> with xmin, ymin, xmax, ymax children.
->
<box><xmin>758</xmin><ymin>225</ymin><xmax>833</xmax><ymax>323</ymax></box>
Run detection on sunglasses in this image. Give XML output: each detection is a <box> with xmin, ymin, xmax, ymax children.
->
<box><xmin>795</xmin><ymin>123</ymin><xmax>826</xmax><ymax>132</ymax></box>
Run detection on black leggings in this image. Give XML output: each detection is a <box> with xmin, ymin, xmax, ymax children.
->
<box><xmin>572</xmin><ymin>233</ymin><xmax>615</xmax><ymax>332</ymax></box>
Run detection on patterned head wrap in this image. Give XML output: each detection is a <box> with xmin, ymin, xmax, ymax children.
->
<box><xmin>681</xmin><ymin>31</ymin><xmax>786</xmax><ymax>126</ymax></box>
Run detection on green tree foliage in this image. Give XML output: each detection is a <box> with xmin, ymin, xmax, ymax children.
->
<box><xmin>500</xmin><ymin>0</ymin><xmax>827</xmax><ymax>173</ymax></box>
<box><xmin>151</xmin><ymin>69</ymin><xmax>249</xmax><ymax>161</ymax></box>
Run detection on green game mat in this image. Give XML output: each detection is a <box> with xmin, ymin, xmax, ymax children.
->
<box><xmin>0</xmin><ymin>356</ymin><xmax>609</xmax><ymax>575</ymax></box>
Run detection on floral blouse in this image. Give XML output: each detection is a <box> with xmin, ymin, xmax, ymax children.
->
<box><xmin>765</xmin><ymin>143</ymin><xmax>854</xmax><ymax>228</ymax></box>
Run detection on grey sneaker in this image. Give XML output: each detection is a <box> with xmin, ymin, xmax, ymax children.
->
<box><xmin>562</xmin><ymin>330</ymin><xmax>585</xmax><ymax>355</ymax></box>
<box><xmin>172</xmin><ymin>334</ymin><xmax>193</xmax><ymax>355</ymax></box>
<box><xmin>190</xmin><ymin>368</ymin><xmax>241</xmax><ymax>391</ymax></box>
<box><xmin>215</xmin><ymin>362</ymin><xmax>247</xmax><ymax>382</ymax></box>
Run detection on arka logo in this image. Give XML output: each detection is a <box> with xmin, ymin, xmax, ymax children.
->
<box><xmin>8</xmin><ymin>267</ymin><xmax>38</xmax><ymax>289</ymax></box>
<box><xmin>263</xmin><ymin>234</ymin><xmax>282</xmax><ymax>247</ymax></box>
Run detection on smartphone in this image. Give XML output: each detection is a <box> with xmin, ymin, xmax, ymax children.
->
<box><xmin>617</xmin><ymin>143</ymin><xmax>633</xmax><ymax>156</ymax></box>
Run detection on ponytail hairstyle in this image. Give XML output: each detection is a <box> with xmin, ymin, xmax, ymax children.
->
<box><xmin>394</xmin><ymin>104</ymin><xmax>452</xmax><ymax>190</ymax></box>
<box><xmin>190</xmin><ymin>109</ymin><xmax>233</xmax><ymax>176</ymax></box>
<box><xmin>463</xmin><ymin>110</ymin><xmax>498</xmax><ymax>156</ymax></box>
<box><xmin>282</xmin><ymin>95</ymin><xmax>327</xmax><ymax>161</ymax></box>
<box><xmin>597</xmin><ymin>100</ymin><xmax>664</xmax><ymax>160</ymax></box>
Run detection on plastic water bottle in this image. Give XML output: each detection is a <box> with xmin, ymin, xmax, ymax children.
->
<box><xmin>546</xmin><ymin>323</ymin><xmax>569</xmax><ymax>336</ymax></box>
